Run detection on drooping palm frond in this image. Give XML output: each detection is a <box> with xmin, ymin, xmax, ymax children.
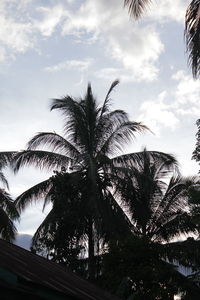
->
<box><xmin>99</xmin><ymin>122</ymin><xmax>148</xmax><ymax>157</ymax></box>
<box><xmin>151</xmin><ymin>176</ymin><xmax>199</xmax><ymax>234</ymax></box>
<box><xmin>0</xmin><ymin>151</ymin><xmax>16</xmax><ymax>170</ymax></box>
<box><xmin>27</xmin><ymin>132</ymin><xmax>80</xmax><ymax>157</ymax></box>
<box><xmin>13</xmin><ymin>150</ymin><xmax>73</xmax><ymax>173</ymax></box>
<box><xmin>185</xmin><ymin>0</ymin><xmax>200</xmax><ymax>79</ymax></box>
<box><xmin>15</xmin><ymin>179</ymin><xmax>52</xmax><ymax>212</ymax></box>
<box><xmin>0</xmin><ymin>208</ymin><xmax>17</xmax><ymax>241</ymax></box>
<box><xmin>0</xmin><ymin>172</ymin><xmax>9</xmax><ymax>189</ymax></box>
<box><xmin>0</xmin><ymin>190</ymin><xmax>19</xmax><ymax>219</ymax></box>
<box><xmin>163</xmin><ymin>239</ymin><xmax>200</xmax><ymax>271</ymax></box>
<box><xmin>0</xmin><ymin>188</ymin><xmax>19</xmax><ymax>241</ymax></box>
<box><xmin>124</xmin><ymin>0</ymin><xmax>152</xmax><ymax>19</ymax></box>
<box><xmin>112</xmin><ymin>150</ymin><xmax>178</xmax><ymax>171</ymax></box>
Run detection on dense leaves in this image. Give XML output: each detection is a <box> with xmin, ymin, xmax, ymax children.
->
<box><xmin>0</xmin><ymin>152</ymin><xmax>19</xmax><ymax>241</ymax></box>
<box><xmin>96</xmin><ymin>151</ymin><xmax>200</xmax><ymax>298</ymax></box>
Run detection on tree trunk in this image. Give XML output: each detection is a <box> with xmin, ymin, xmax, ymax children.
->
<box><xmin>88</xmin><ymin>217</ymin><xmax>95</xmax><ymax>281</ymax></box>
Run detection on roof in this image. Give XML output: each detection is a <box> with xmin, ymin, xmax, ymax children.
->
<box><xmin>0</xmin><ymin>239</ymin><xmax>119</xmax><ymax>300</ymax></box>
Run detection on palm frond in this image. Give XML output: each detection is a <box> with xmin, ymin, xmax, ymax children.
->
<box><xmin>154</xmin><ymin>212</ymin><xmax>196</xmax><ymax>242</ymax></box>
<box><xmin>0</xmin><ymin>172</ymin><xmax>9</xmax><ymax>189</ymax></box>
<box><xmin>163</xmin><ymin>239</ymin><xmax>200</xmax><ymax>270</ymax></box>
<box><xmin>0</xmin><ymin>151</ymin><xmax>16</xmax><ymax>169</ymax></box>
<box><xmin>185</xmin><ymin>0</ymin><xmax>200</xmax><ymax>79</ymax></box>
<box><xmin>124</xmin><ymin>0</ymin><xmax>152</xmax><ymax>19</ymax></box>
<box><xmin>15</xmin><ymin>178</ymin><xmax>52</xmax><ymax>212</ymax></box>
<box><xmin>0</xmin><ymin>188</ymin><xmax>19</xmax><ymax>220</ymax></box>
<box><xmin>27</xmin><ymin>132</ymin><xmax>80</xmax><ymax>157</ymax></box>
<box><xmin>31</xmin><ymin>208</ymin><xmax>55</xmax><ymax>249</ymax></box>
<box><xmin>13</xmin><ymin>150</ymin><xmax>73</xmax><ymax>173</ymax></box>
<box><xmin>100</xmin><ymin>80</ymin><xmax>119</xmax><ymax>118</ymax></box>
<box><xmin>100</xmin><ymin>122</ymin><xmax>148</xmax><ymax>157</ymax></box>
<box><xmin>0</xmin><ymin>208</ymin><xmax>17</xmax><ymax>241</ymax></box>
<box><xmin>112</xmin><ymin>150</ymin><xmax>178</xmax><ymax>170</ymax></box>
<box><xmin>51</xmin><ymin>96</ymin><xmax>92</xmax><ymax>152</ymax></box>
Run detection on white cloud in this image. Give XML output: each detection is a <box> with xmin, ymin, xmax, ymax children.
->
<box><xmin>45</xmin><ymin>58</ymin><xmax>93</xmax><ymax>72</ymax></box>
<box><xmin>0</xmin><ymin>0</ymin><xmax>165</xmax><ymax>78</ymax></box>
<box><xmin>0</xmin><ymin>1</ymin><xmax>69</xmax><ymax>62</ymax></box>
<box><xmin>137</xmin><ymin>69</ymin><xmax>200</xmax><ymax>135</ymax></box>
<box><xmin>172</xmin><ymin>70</ymin><xmax>200</xmax><ymax>116</ymax></box>
<box><xmin>34</xmin><ymin>5</ymin><xmax>68</xmax><ymax>37</ymax></box>
<box><xmin>62</xmin><ymin>0</ymin><xmax>164</xmax><ymax>82</ymax></box>
<box><xmin>138</xmin><ymin>91</ymin><xmax>179</xmax><ymax>135</ymax></box>
<box><xmin>146</xmin><ymin>0</ymin><xmax>188</xmax><ymax>23</ymax></box>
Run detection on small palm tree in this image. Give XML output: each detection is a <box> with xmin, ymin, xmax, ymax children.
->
<box><xmin>105</xmin><ymin>149</ymin><xmax>200</xmax><ymax>297</ymax></box>
<box><xmin>118</xmin><ymin>150</ymin><xmax>197</xmax><ymax>242</ymax></box>
<box><xmin>124</xmin><ymin>0</ymin><xmax>200</xmax><ymax>79</ymax></box>
<box><xmin>13</xmin><ymin>81</ymin><xmax>176</xmax><ymax>279</ymax></box>
<box><xmin>0</xmin><ymin>152</ymin><xmax>19</xmax><ymax>241</ymax></box>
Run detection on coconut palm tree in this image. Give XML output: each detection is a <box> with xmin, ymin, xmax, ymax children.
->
<box><xmin>0</xmin><ymin>152</ymin><xmax>19</xmax><ymax>241</ymax></box>
<box><xmin>104</xmin><ymin>149</ymin><xmax>200</xmax><ymax>298</ymax></box>
<box><xmin>124</xmin><ymin>0</ymin><xmax>200</xmax><ymax>79</ymax></box>
<box><xmin>118</xmin><ymin>150</ymin><xmax>198</xmax><ymax>242</ymax></box>
<box><xmin>13</xmin><ymin>81</ymin><xmax>177</xmax><ymax>279</ymax></box>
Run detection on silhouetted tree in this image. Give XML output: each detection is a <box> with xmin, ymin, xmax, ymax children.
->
<box><xmin>100</xmin><ymin>150</ymin><xmax>200</xmax><ymax>298</ymax></box>
<box><xmin>14</xmin><ymin>81</ymin><xmax>177</xmax><ymax>280</ymax></box>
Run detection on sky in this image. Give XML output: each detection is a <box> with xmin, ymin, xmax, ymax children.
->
<box><xmin>0</xmin><ymin>0</ymin><xmax>200</xmax><ymax>235</ymax></box>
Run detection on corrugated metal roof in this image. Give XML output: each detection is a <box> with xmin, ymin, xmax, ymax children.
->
<box><xmin>0</xmin><ymin>239</ymin><xmax>119</xmax><ymax>300</ymax></box>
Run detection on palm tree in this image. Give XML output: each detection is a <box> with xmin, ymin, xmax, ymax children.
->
<box><xmin>124</xmin><ymin>0</ymin><xmax>200</xmax><ymax>79</ymax></box>
<box><xmin>118</xmin><ymin>150</ymin><xmax>198</xmax><ymax>241</ymax></box>
<box><xmin>0</xmin><ymin>152</ymin><xmax>19</xmax><ymax>241</ymax></box>
<box><xmin>13</xmin><ymin>81</ymin><xmax>177</xmax><ymax>279</ymax></box>
<box><xmin>104</xmin><ymin>149</ymin><xmax>200</xmax><ymax>297</ymax></box>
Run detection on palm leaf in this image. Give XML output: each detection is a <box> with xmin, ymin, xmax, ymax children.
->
<box><xmin>0</xmin><ymin>189</ymin><xmax>19</xmax><ymax>220</ymax></box>
<box><xmin>112</xmin><ymin>150</ymin><xmax>178</xmax><ymax>170</ymax></box>
<box><xmin>15</xmin><ymin>178</ymin><xmax>52</xmax><ymax>212</ymax></box>
<box><xmin>0</xmin><ymin>172</ymin><xmax>9</xmax><ymax>189</ymax></box>
<box><xmin>0</xmin><ymin>151</ymin><xmax>16</xmax><ymax>169</ymax></box>
<box><xmin>99</xmin><ymin>80</ymin><xmax>119</xmax><ymax>118</ymax></box>
<box><xmin>0</xmin><ymin>208</ymin><xmax>17</xmax><ymax>241</ymax></box>
<box><xmin>13</xmin><ymin>150</ymin><xmax>73</xmax><ymax>173</ymax></box>
<box><xmin>124</xmin><ymin>0</ymin><xmax>152</xmax><ymax>19</ymax></box>
<box><xmin>100</xmin><ymin>122</ymin><xmax>148</xmax><ymax>157</ymax></box>
<box><xmin>185</xmin><ymin>0</ymin><xmax>200</xmax><ymax>79</ymax></box>
<box><xmin>27</xmin><ymin>132</ymin><xmax>80</xmax><ymax>157</ymax></box>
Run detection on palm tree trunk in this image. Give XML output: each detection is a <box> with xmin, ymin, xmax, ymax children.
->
<box><xmin>88</xmin><ymin>217</ymin><xmax>95</xmax><ymax>281</ymax></box>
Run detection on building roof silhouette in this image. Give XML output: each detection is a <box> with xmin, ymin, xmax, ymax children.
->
<box><xmin>0</xmin><ymin>239</ymin><xmax>119</xmax><ymax>300</ymax></box>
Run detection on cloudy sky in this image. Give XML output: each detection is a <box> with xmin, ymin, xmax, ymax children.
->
<box><xmin>0</xmin><ymin>0</ymin><xmax>200</xmax><ymax>235</ymax></box>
